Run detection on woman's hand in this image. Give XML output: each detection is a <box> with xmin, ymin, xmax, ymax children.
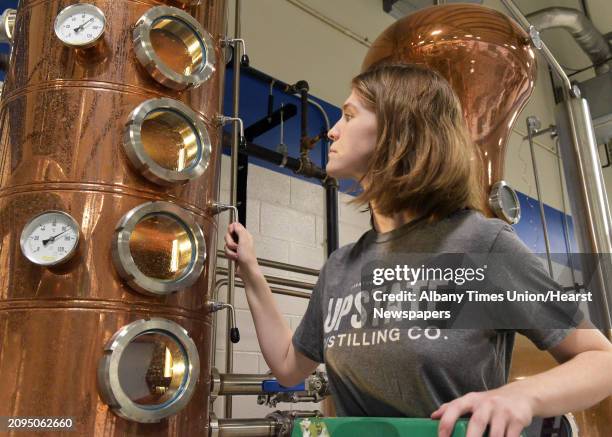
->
<box><xmin>430</xmin><ymin>386</ymin><xmax>534</xmax><ymax>437</ymax></box>
<box><xmin>224</xmin><ymin>221</ymin><xmax>260</xmax><ymax>283</ymax></box>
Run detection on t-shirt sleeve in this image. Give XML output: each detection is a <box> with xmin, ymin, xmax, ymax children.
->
<box><xmin>489</xmin><ymin>225</ymin><xmax>584</xmax><ymax>350</ymax></box>
<box><xmin>292</xmin><ymin>264</ymin><xmax>327</xmax><ymax>363</ymax></box>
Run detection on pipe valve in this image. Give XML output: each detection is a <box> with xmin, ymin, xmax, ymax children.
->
<box><xmin>221</xmin><ymin>37</ymin><xmax>249</xmax><ymax>67</ymax></box>
<box><xmin>217</xmin><ymin>115</ymin><xmax>247</xmax><ymax>149</ymax></box>
<box><xmin>209</xmin><ymin>301</ymin><xmax>240</xmax><ymax>343</ymax></box>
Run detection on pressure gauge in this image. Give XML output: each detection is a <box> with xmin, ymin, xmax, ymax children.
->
<box><xmin>54</xmin><ymin>3</ymin><xmax>106</xmax><ymax>49</ymax></box>
<box><xmin>20</xmin><ymin>211</ymin><xmax>80</xmax><ymax>266</ymax></box>
<box><xmin>489</xmin><ymin>180</ymin><xmax>521</xmax><ymax>225</ymax></box>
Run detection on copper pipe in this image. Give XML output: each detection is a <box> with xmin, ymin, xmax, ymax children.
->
<box><xmin>0</xmin><ymin>0</ymin><xmax>227</xmax><ymax>434</ymax></box>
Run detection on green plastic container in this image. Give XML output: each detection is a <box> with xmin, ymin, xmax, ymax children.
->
<box><xmin>291</xmin><ymin>417</ymin><xmax>526</xmax><ymax>437</ymax></box>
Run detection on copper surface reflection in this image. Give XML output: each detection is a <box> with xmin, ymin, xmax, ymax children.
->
<box><xmin>129</xmin><ymin>213</ymin><xmax>193</xmax><ymax>280</ymax></box>
<box><xmin>141</xmin><ymin>109</ymin><xmax>200</xmax><ymax>171</ymax></box>
<box><xmin>362</xmin><ymin>3</ymin><xmax>536</xmax><ymax>200</ymax></box>
<box><xmin>118</xmin><ymin>332</ymin><xmax>187</xmax><ymax>406</ymax></box>
<box><xmin>0</xmin><ymin>0</ymin><xmax>226</xmax><ymax>432</ymax></box>
<box><xmin>150</xmin><ymin>18</ymin><xmax>204</xmax><ymax>76</ymax></box>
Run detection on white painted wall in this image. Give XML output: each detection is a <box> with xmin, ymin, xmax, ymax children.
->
<box><xmin>214</xmin><ymin>0</ymin><xmax>612</xmax><ymax>418</ymax></box>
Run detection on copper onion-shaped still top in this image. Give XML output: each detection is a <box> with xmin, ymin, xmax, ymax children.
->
<box><xmin>362</xmin><ymin>4</ymin><xmax>537</xmax><ymax>192</ymax></box>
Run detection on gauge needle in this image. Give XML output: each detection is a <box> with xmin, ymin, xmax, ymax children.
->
<box><xmin>42</xmin><ymin>229</ymin><xmax>70</xmax><ymax>246</ymax></box>
<box><xmin>74</xmin><ymin>17</ymin><xmax>94</xmax><ymax>33</ymax></box>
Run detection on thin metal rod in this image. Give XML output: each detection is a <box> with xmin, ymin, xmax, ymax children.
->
<box><xmin>217</xmin><ymin>250</ymin><xmax>320</xmax><ymax>276</ymax></box>
<box><xmin>554</xmin><ymin>136</ymin><xmax>578</xmax><ymax>289</ymax></box>
<box><xmin>216</xmin><ymin>267</ymin><xmax>315</xmax><ymax>291</ymax></box>
<box><xmin>285</xmin><ymin>0</ymin><xmax>371</xmax><ymax>48</ymax></box>
<box><xmin>556</xmin><ymin>90</ymin><xmax>612</xmax><ymax>338</ymax></box>
<box><xmin>225</xmin><ymin>0</ymin><xmax>242</xmax><ymax>419</ymax></box>
<box><xmin>521</xmin><ymin>125</ymin><xmax>556</xmax><ymax>140</ymax></box>
<box><xmin>500</xmin><ymin>0</ymin><xmax>574</xmax><ymax>95</ymax></box>
<box><xmin>526</xmin><ymin>118</ymin><xmax>555</xmax><ymax>277</ymax></box>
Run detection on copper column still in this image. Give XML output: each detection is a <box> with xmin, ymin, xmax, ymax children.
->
<box><xmin>362</xmin><ymin>3</ymin><xmax>610</xmax><ymax>435</ymax></box>
<box><xmin>0</xmin><ymin>0</ymin><xmax>226</xmax><ymax>435</ymax></box>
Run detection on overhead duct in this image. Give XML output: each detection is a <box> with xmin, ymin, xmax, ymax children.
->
<box><xmin>578</xmin><ymin>71</ymin><xmax>612</xmax><ymax>144</ymax></box>
<box><xmin>524</xmin><ymin>7</ymin><xmax>612</xmax><ymax>144</ymax></box>
<box><xmin>526</xmin><ymin>7</ymin><xmax>612</xmax><ymax>75</ymax></box>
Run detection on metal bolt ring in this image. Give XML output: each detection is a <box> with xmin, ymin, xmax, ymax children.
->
<box><xmin>133</xmin><ymin>6</ymin><xmax>216</xmax><ymax>90</ymax></box>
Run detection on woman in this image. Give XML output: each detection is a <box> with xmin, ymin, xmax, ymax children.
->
<box><xmin>224</xmin><ymin>64</ymin><xmax>612</xmax><ymax>437</ymax></box>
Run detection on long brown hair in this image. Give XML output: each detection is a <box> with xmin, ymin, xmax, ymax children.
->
<box><xmin>347</xmin><ymin>63</ymin><xmax>485</xmax><ymax>222</ymax></box>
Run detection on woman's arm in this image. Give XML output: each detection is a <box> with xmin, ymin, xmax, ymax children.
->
<box><xmin>431</xmin><ymin>323</ymin><xmax>612</xmax><ymax>437</ymax></box>
<box><xmin>224</xmin><ymin>221</ymin><xmax>319</xmax><ymax>387</ymax></box>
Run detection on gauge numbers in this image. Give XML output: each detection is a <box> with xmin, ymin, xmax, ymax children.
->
<box><xmin>54</xmin><ymin>3</ymin><xmax>106</xmax><ymax>48</ymax></box>
<box><xmin>20</xmin><ymin>211</ymin><xmax>80</xmax><ymax>266</ymax></box>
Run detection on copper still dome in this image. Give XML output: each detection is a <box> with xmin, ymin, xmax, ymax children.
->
<box><xmin>362</xmin><ymin>3</ymin><xmax>537</xmax><ymax>198</ymax></box>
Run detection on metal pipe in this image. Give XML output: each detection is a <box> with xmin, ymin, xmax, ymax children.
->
<box><xmin>225</xmin><ymin>0</ymin><xmax>242</xmax><ymax>418</ymax></box>
<box><xmin>239</xmin><ymin>64</ymin><xmax>332</xmax><ymax>142</ymax></box>
<box><xmin>555</xmin><ymin>91</ymin><xmax>612</xmax><ymax>339</ymax></box>
<box><xmin>304</xmin><ymin>98</ymin><xmax>330</xmax><ymax>135</ymax></box>
<box><xmin>325</xmin><ymin>176</ymin><xmax>339</xmax><ymax>255</ymax></box>
<box><xmin>501</xmin><ymin>0</ymin><xmax>575</xmax><ymax>96</ymax></box>
<box><xmin>526</xmin><ymin>7</ymin><xmax>612</xmax><ymax>74</ymax></box>
<box><xmin>213</xmin><ymin>276</ymin><xmax>311</xmax><ymax>309</ymax></box>
<box><xmin>217</xmin><ymin>373</ymin><xmax>271</xmax><ymax>396</ymax></box>
<box><xmin>502</xmin><ymin>0</ymin><xmax>612</xmax><ymax>338</ymax></box>
<box><xmin>209</xmin><ymin>276</ymin><xmax>313</xmax><ymax>398</ymax></box>
<box><xmin>521</xmin><ymin>125</ymin><xmax>556</xmax><ymax>140</ymax></box>
<box><xmin>215</xmin><ymin>420</ymin><xmax>277</xmax><ymax>437</ymax></box>
<box><xmin>210</xmin><ymin>415</ymin><xmax>278</xmax><ymax>437</ymax></box>
<box><xmin>223</xmin><ymin>134</ymin><xmax>326</xmax><ymax>180</ymax></box>
<box><xmin>299</xmin><ymin>84</ymin><xmax>309</xmax><ymax>153</ymax></box>
<box><xmin>285</xmin><ymin>0</ymin><xmax>371</xmax><ymax>48</ymax></box>
<box><xmin>217</xmin><ymin>250</ymin><xmax>320</xmax><ymax>276</ymax></box>
<box><xmin>216</xmin><ymin>267</ymin><xmax>315</xmax><ymax>291</ymax></box>
<box><xmin>555</xmin><ymin>136</ymin><xmax>578</xmax><ymax>289</ymax></box>
<box><xmin>526</xmin><ymin>117</ymin><xmax>554</xmax><ymax>277</ymax></box>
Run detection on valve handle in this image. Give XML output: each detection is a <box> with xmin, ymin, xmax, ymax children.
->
<box><xmin>230</xmin><ymin>327</ymin><xmax>240</xmax><ymax>343</ymax></box>
<box><xmin>240</xmin><ymin>54</ymin><xmax>250</xmax><ymax>67</ymax></box>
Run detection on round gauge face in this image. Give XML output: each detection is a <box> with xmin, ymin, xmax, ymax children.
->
<box><xmin>20</xmin><ymin>211</ymin><xmax>80</xmax><ymax>266</ymax></box>
<box><xmin>54</xmin><ymin>3</ymin><xmax>106</xmax><ymax>48</ymax></box>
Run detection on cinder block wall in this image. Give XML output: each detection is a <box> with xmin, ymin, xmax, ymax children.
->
<box><xmin>212</xmin><ymin>156</ymin><xmax>370</xmax><ymax>418</ymax></box>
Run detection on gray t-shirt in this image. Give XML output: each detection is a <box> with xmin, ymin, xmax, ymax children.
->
<box><xmin>292</xmin><ymin>209</ymin><xmax>582</xmax><ymax>417</ymax></box>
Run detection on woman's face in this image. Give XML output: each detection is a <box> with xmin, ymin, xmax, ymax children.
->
<box><xmin>326</xmin><ymin>90</ymin><xmax>378</xmax><ymax>181</ymax></box>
